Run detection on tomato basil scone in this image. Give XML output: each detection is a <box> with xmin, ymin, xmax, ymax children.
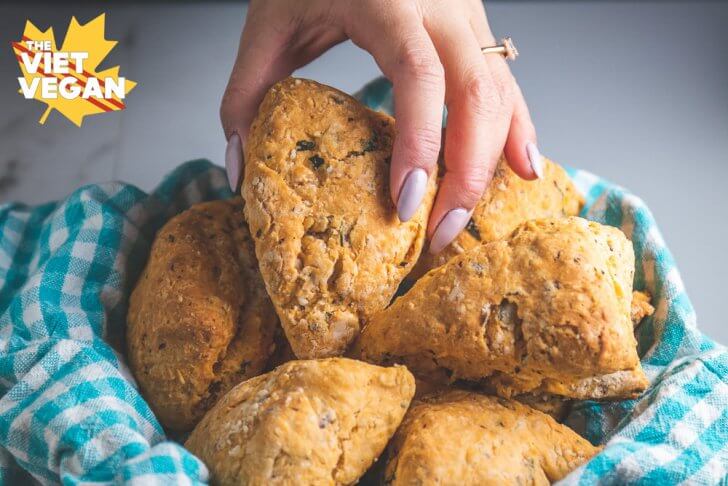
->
<box><xmin>185</xmin><ymin>358</ymin><xmax>415</xmax><ymax>486</ymax></box>
<box><xmin>385</xmin><ymin>390</ymin><xmax>599</xmax><ymax>485</ymax></box>
<box><xmin>411</xmin><ymin>157</ymin><xmax>583</xmax><ymax>277</ymax></box>
<box><xmin>243</xmin><ymin>78</ymin><xmax>436</xmax><ymax>359</ymax></box>
<box><xmin>126</xmin><ymin>199</ymin><xmax>279</xmax><ymax>431</ymax></box>
<box><xmin>358</xmin><ymin>217</ymin><xmax>648</xmax><ymax>400</ymax></box>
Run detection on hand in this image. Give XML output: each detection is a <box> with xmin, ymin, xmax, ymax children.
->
<box><xmin>221</xmin><ymin>0</ymin><xmax>542</xmax><ymax>253</ymax></box>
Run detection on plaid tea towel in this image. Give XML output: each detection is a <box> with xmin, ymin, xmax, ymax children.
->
<box><xmin>0</xmin><ymin>78</ymin><xmax>725</xmax><ymax>484</ymax></box>
<box><xmin>0</xmin><ymin>162</ymin><xmax>231</xmax><ymax>484</ymax></box>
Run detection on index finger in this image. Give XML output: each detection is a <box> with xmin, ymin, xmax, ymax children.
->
<box><xmin>345</xmin><ymin>3</ymin><xmax>445</xmax><ymax>221</ymax></box>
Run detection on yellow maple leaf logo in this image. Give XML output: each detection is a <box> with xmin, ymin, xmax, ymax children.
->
<box><xmin>12</xmin><ymin>14</ymin><xmax>136</xmax><ymax>126</ymax></box>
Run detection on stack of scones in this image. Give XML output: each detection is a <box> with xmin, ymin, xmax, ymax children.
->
<box><xmin>126</xmin><ymin>78</ymin><xmax>654</xmax><ymax>486</ymax></box>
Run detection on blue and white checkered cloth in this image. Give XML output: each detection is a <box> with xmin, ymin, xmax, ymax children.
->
<box><xmin>0</xmin><ymin>162</ymin><xmax>228</xmax><ymax>484</ymax></box>
<box><xmin>0</xmin><ymin>79</ymin><xmax>725</xmax><ymax>484</ymax></box>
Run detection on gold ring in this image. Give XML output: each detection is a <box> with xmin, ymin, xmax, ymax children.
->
<box><xmin>481</xmin><ymin>37</ymin><xmax>518</xmax><ymax>61</ymax></box>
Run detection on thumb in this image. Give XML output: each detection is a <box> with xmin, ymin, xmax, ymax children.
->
<box><xmin>221</xmin><ymin>20</ymin><xmax>295</xmax><ymax>191</ymax></box>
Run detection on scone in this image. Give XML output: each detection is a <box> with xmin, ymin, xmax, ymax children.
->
<box><xmin>513</xmin><ymin>392</ymin><xmax>571</xmax><ymax>421</ymax></box>
<box><xmin>127</xmin><ymin>199</ymin><xmax>278</xmax><ymax>431</ymax></box>
<box><xmin>243</xmin><ymin>78</ymin><xmax>436</xmax><ymax>359</ymax></box>
<box><xmin>412</xmin><ymin>157</ymin><xmax>582</xmax><ymax>277</ymax></box>
<box><xmin>357</xmin><ymin>217</ymin><xmax>649</xmax><ymax>400</ymax></box>
<box><xmin>385</xmin><ymin>390</ymin><xmax>599</xmax><ymax>485</ymax></box>
<box><xmin>411</xmin><ymin>377</ymin><xmax>571</xmax><ymax>420</ymax></box>
<box><xmin>185</xmin><ymin>358</ymin><xmax>415</xmax><ymax>486</ymax></box>
<box><xmin>631</xmin><ymin>290</ymin><xmax>654</xmax><ymax>326</ymax></box>
<box><xmin>264</xmin><ymin>325</ymin><xmax>297</xmax><ymax>371</ymax></box>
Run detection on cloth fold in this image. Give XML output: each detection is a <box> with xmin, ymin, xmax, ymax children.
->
<box><xmin>0</xmin><ymin>161</ymin><xmax>229</xmax><ymax>484</ymax></box>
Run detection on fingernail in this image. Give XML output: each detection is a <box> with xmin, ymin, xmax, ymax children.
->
<box><xmin>397</xmin><ymin>168</ymin><xmax>428</xmax><ymax>222</ymax></box>
<box><xmin>429</xmin><ymin>208</ymin><xmax>472</xmax><ymax>255</ymax></box>
<box><xmin>526</xmin><ymin>142</ymin><xmax>544</xmax><ymax>179</ymax></box>
<box><xmin>225</xmin><ymin>133</ymin><xmax>243</xmax><ymax>191</ymax></box>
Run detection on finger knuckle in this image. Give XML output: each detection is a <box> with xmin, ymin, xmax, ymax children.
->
<box><xmin>399</xmin><ymin>126</ymin><xmax>442</xmax><ymax>165</ymax></box>
<box><xmin>222</xmin><ymin>80</ymin><xmax>254</xmax><ymax>103</ymax></box>
<box><xmin>220</xmin><ymin>82</ymin><xmax>250</xmax><ymax>114</ymax></box>
<box><xmin>458</xmin><ymin>176</ymin><xmax>488</xmax><ymax>206</ymax></box>
<box><xmin>397</xmin><ymin>38</ymin><xmax>444</xmax><ymax>86</ymax></box>
<box><xmin>453</xmin><ymin>163</ymin><xmax>495</xmax><ymax>206</ymax></box>
<box><xmin>463</xmin><ymin>70</ymin><xmax>513</xmax><ymax>120</ymax></box>
<box><xmin>462</xmin><ymin>70</ymin><xmax>489</xmax><ymax>103</ymax></box>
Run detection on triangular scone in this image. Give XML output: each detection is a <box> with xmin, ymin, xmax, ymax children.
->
<box><xmin>385</xmin><ymin>390</ymin><xmax>599</xmax><ymax>485</ymax></box>
<box><xmin>411</xmin><ymin>157</ymin><xmax>583</xmax><ymax>278</ymax></box>
<box><xmin>243</xmin><ymin>78</ymin><xmax>436</xmax><ymax>358</ymax></box>
<box><xmin>358</xmin><ymin>217</ymin><xmax>648</xmax><ymax>400</ymax></box>
<box><xmin>127</xmin><ymin>199</ymin><xmax>278</xmax><ymax>431</ymax></box>
<box><xmin>185</xmin><ymin>358</ymin><xmax>415</xmax><ymax>486</ymax></box>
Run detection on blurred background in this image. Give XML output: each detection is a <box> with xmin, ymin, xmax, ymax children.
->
<box><xmin>0</xmin><ymin>2</ymin><xmax>726</xmax><ymax>342</ymax></box>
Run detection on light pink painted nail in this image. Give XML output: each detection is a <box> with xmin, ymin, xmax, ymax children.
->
<box><xmin>526</xmin><ymin>142</ymin><xmax>544</xmax><ymax>179</ymax></box>
<box><xmin>397</xmin><ymin>168</ymin><xmax>428</xmax><ymax>222</ymax></box>
<box><xmin>429</xmin><ymin>208</ymin><xmax>472</xmax><ymax>254</ymax></box>
<box><xmin>225</xmin><ymin>133</ymin><xmax>243</xmax><ymax>191</ymax></box>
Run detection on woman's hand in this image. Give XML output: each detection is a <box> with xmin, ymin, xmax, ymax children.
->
<box><xmin>221</xmin><ymin>0</ymin><xmax>542</xmax><ymax>253</ymax></box>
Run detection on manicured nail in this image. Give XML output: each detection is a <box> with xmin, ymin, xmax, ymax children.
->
<box><xmin>397</xmin><ymin>168</ymin><xmax>428</xmax><ymax>222</ymax></box>
<box><xmin>225</xmin><ymin>133</ymin><xmax>243</xmax><ymax>191</ymax></box>
<box><xmin>429</xmin><ymin>208</ymin><xmax>472</xmax><ymax>254</ymax></box>
<box><xmin>526</xmin><ymin>142</ymin><xmax>544</xmax><ymax>179</ymax></box>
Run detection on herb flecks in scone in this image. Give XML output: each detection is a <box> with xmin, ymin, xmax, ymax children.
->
<box><xmin>411</xmin><ymin>157</ymin><xmax>583</xmax><ymax>278</ymax></box>
<box><xmin>243</xmin><ymin>78</ymin><xmax>436</xmax><ymax>358</ymax></box>
<box><xmin>358</xmin><ymin>217</ymin><xmax>648</xmax><ymax>401</ymax></box>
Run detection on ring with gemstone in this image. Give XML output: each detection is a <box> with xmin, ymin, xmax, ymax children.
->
<box><xmin>481</xmin><ymin>37</ymin><xmax>518</xmax><ymax>61</ymax></box>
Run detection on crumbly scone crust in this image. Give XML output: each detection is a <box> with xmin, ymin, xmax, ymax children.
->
<box><xmin>243</xmin><ymin>78</ymin><xmax>436</xmax><ymax>359</ymax></box>
<box><xmin>411</xmin><ymin>377</ymin><xmax>572</xmax><ymax>420</ymax></box>
<box><xmin>512</xmin><ymin>392</ymin><xmax>572</xmax><ymax>421</ymax></box>
<box><xmin>358</xmin><ymin>217</ymin><xmax>648</xmax><ymax>399</ymax></box>
<box><xmin>126</xmin><ymin>199</ymin><xmax>278</xmax><ymax>431</ymax></box>
<box><xmin>385</xmin><ymin>390</ymin><xmax>599</xmax><ymax>485</ymax></box>
<box><xmin>631</xmin><ymin>290</ymin><xmax>655</xmax><ymax>326</ymax></box>
<box><xmin>412</xmin><ymin>157</ymin><xmax>583</xmax><ymax>277</ymax></box>
<box><xmin>185</xmin><ymin>358</ymin><xmax>415</xmax><ymax>486</ymax></box>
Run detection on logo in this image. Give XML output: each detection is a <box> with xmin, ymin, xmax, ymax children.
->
<box><xmin>12</xmin><ymin>14</ymin><xmax>136</xmax><ymax>126</ymax></box>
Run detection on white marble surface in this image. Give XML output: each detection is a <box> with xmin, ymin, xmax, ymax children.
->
<box><xmin>0</xmin><ymin>2</ymin><xmax>726</xmax><ymax>343</ymax></box>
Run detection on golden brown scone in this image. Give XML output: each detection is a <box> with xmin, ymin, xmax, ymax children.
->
<box><xmin>385</xmin><ymin>390</ymin><xmax>599</xmax><ymax>485</ymax></box>
<box><xmin>412</xmin><ymin>380</ymin><xmax>571</xmax><ymax>420</ymax></box>
<box><xmin>412</xmin><ymin>157</ymin><xmax>583</xmax><ymax>278</ymax></box>
<box><xmin>243</xmin><ymin>78</ymin><xmax>436</xmax><ymax>359</ymax></box>
<box><xmin>358</xmin><ymin>217</ymin><xmax>649</xmax><ymax>400</ymax></box>
<box><xmin>264</xmin><ymin>326</ymin><xmax>297</xmax><ymax>372</ymax></box>
<box><xmin>185</xmin><ymin>358</ymin><xmax>415</xmax><ymax>486</ymax></box>
<box><xmin>631</xmin><ymin>290</ymin><xmax>655</xmax><ymax>326</ymax></box>
<box><xmin>512</xmin><ymin>392</ymin><xmax>571</xmax><ymax>421</ymax></box>
<box><xmin>127</xmin><ymin>199</ymin><xmax>278</xmax><ymax>431</ymax></box>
